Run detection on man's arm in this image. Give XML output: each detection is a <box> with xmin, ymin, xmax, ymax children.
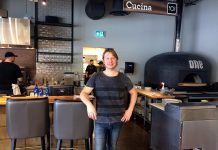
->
<box><xmin>121</xmin><ymin>87</ymin><xmax>138</xmax><ymax>122</ymax></box>
<box><xmin>80</xmin><ymin>86</ymin><xmax>97</xmax><ymax>120</ymax></box>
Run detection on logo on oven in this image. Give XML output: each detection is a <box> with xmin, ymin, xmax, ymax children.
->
<box><xmin>189</xmin><ymin>60</ymin><xmax>204</xmax><ymax>69</ymax></box>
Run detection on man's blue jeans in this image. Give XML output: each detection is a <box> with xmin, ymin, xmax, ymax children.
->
<box><xmin>95</xmin><ymin>122</ymin><xmax>123</xmax><ymax>150</ymax></box>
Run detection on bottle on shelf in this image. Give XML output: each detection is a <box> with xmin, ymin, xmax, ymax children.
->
<box><xmin>45</xmin><ymin>84</ymin><xmax>49</xmax><ymax>96</ymax></box>
<box><xmin>33</xmin><ymin>84</ymin><xmax>39</xmax><ymax>96</ymax></box>
<box><xmin>39</xmin><ymin>87</ymin><xmax>44</xmax><ymax>96</ymax></box>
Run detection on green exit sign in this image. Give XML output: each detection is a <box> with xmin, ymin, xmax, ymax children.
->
<box><xmin>95</xmin><ymin>30</ymin><xmax>105</xmax><ymax>38</ymax></box>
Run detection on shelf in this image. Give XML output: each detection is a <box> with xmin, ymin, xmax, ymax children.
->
<box><xmin>36</xmin><ymin>21</ymin><xmax>73</xmax><ymax>27</ymax></box>
<box><xmin>34</xmin><ymin>1</ymin><xmax>74</xmax><ymax>63</ymax></box>
<box><xmin>37</xmin><ymin>61</ymin><xmax>72</xmax><ymax>64</ymax></box>
<box><xmin>37</xmin><ymin>52</ymin><xmax>72</xmax><ymax>55</ymax></box>
<box><xmin>37</xmin><ymin>37</ymin><xmax>73</xmax><ymax>41</ymax></box>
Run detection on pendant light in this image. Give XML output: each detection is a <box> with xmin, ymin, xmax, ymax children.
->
<box><xmin>41</xmin><ymin>0</ymin><xmax>47</xmax><ymax>6</ymax></box>
<box><xmin>29</xmin><ymin>0</ymin><xmax>47</xmax><ymax>6</ymax></box>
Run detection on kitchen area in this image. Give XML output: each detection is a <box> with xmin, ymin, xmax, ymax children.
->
<box><xmin>1</xmin><ymin>0</ymin><xmax>218</xmax><ymax>149</ymax></box>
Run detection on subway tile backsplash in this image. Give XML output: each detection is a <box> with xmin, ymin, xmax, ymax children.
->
<box><xmin>36</xmin><ymin>63</ymin><xmax>73</xmax><ymax>82</ymax></box>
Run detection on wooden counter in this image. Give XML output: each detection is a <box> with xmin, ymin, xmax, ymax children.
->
<box><xmin>136</xmin><ymin>89</ymin><xmax>175</xmax><ymax>99</ymax></box>
<box><xmin>0</xmin><ymin>95</ymin><xmax>94</xmax><ymax>105</ymax></box>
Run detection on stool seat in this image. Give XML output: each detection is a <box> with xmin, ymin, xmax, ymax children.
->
<box><xmin>6</xmin><ymin>98</ymin><xmax>50</xmax><ymax>150</ymax></box>
<box><xmin>54</xmin><ymin>100</ymin><xmax>93</xmax><ymax>150</ymax></box>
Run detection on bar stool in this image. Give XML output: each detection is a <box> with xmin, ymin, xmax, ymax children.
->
<box><xmin>6</xmin><ymin>98</ymin><xmax>50</xmax><ymax>150</ymax></box>
<box><xmin>53</xmin><ymin>100</ymin><xmax>93</xmax><ymax>150</ymax></box>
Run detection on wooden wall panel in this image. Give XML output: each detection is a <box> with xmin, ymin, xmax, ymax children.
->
<box><xmin>0</xmin><ymin>48</ymin><xmax>36</xmax><ymax>79</ymax></box>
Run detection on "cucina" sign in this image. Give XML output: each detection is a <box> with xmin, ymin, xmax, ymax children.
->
<box><xmin>123</xmin><ymin>0</ymin><xmax>178</xmax><ymax>16</ymax></box>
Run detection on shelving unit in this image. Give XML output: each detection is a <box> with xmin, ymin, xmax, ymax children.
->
<box><xmin>34</xmin><ymin>1</ymin><xmax>74</xmax><ymax>63</ymax></box>
<box><xmin>135</xmin><ymin>89</ymin><xmax>175</xmax><ymax>126</ymax></box>
<box><xmin>133</xmin><ymin>95</ymin><xmax>148</xmax><ymax>126</ymax></box>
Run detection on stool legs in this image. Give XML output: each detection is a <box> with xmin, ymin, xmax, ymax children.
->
<box><xmin>56</xmin><ymin>139</ymin><xmax>62</xmax><ymax>150</ymax></box>
<box><xmin>41</xmin><ymin>136</ymin><xmax>46</xmax><ymax>150</ymax></box>
<box><xmin>85</xmin><ymin>139</ymin><xmax>90</xmax><ymax>150</ymax></box>
<box><xmin>70</xmin><ymin>140</ymin><xmax>74</xmax><ymax>148</ymax></box>
<box><xmin>11</xmin><ymin>137</ymin><xmax>46</xmax><ymax>150</ymax></box>
<box><xmin>11</xmin><ymin>139</ymin><xmax>16</xmax><ymax>150</ymax></box>
<box><xmin>90</xmin><ymin>136</ymin><xmax>93</xmax><ymax>150</ymax></box>
<box><xmin>47</xmin><ymin>132</ymin><xmax>50</xmax><ymax>150</ymax></box>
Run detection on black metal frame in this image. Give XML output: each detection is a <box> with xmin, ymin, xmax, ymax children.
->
<box><xmin>34</xmin><ymin>0</ymin><xmax>74</xmax><ymax>63</ymax></box>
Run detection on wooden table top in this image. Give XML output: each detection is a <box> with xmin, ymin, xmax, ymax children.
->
<box><xmin>0</xmin><ymin>95</ymin><xmax>94</xmax><ymax>105</ymax></box>
<box><xmin>136</xmin><ymin>89</ymin><xmax>175</xmax><ymax>99</ymax></box>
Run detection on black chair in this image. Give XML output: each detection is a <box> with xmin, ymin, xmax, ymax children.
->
<box><xmin>6</xmin><ymin>98</ymin><xmax>50</xmax><ymax>150</ymax></box>
<box><xmin>53</xmin><ymin>100</ymin><xmax>93</xmax><ymax>150</ymax></box>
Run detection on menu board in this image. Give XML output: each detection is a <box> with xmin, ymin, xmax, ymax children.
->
<box><xmin>123</xmin><ymin>0</ymin><xmax>178</xmax><ymax>16</ymax></box>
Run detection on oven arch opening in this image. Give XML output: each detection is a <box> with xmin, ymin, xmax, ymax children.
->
<box><xmin>183</xmin><ymin>73</ymin><xmax>202</xmax><ymax>83</ymax></box>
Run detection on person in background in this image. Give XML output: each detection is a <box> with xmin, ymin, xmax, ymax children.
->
<box><xmin>97</xmin><ymin>61</ymin><xmax>105</xmax><ymax>72</ymax></box>
<box><xmin>0</xmin><ymin>52</ymin><xmax>23</xmax><ymax>95</ymax></box>
<box><xmin>80</xmin><ymin>48</ymin><xmax>137</xmax><ymax>150</ymax></box>
<box><xmin>85</xmin><ymin>59</ymin><xmax>97</xmax><ymax>84</ymax></box>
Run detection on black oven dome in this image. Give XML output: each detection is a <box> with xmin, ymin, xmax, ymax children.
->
<box><xmin>144</xmin><ymin>52</ymin><xmax>212</xmax><ymax>90</ymax></box>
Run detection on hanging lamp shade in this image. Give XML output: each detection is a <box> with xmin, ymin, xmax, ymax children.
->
<box><xmin>91</xmin><ymin>0</ymin><xmax>106</xmax><ymax>3</ymax></box>
<box><xmin>110</xmin><ymin>0</ymin><xmax>130</xmax><ymax>16</ymax></box>
<box><xmin>85</xmin><ymin>0</ymin><xmax>105</xmax><ymax>20</ymax></box>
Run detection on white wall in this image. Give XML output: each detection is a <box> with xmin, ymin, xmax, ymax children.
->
<box><xmin>75</xmin><ymin>0</ymin><xmax>175</xmax><ymax>84</ymax></box>
<box><xmin>2</xmin><ymin>0</ymin><xmax>218</xmax><ymax>84</ymax></box>
<box><xmin>182</xmin><ymin>0</ymin><xmax>218</xmax><ymax>82</ymax></box>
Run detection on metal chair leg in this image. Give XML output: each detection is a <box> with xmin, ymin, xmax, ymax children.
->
<box><xmin>47</xmin><ymin>132</ymin><xmax>50</xmax><ymax>150</ymax></box>
<box><xmin>11</xmin><ymin>139</ymin><xmax>16</xmax><ymax>150</ymax></box>
<box><xmin>85</xmin><ymin>139</ymin><xmax>90</xmax><ymax>150</ymax></box>
<box><xmin>90</xmin><ymin>136</ymin><xmax>93</xmax><ymax>150</ymax></box>
<box><xmin>56</xmin><ymin>139</ymin><xmax>62</xmax><ymax>150</ymax></box>
<box><xmin>41</xmin><ymin>136</ymin><xmax>46</xmax><ymax>150</ymax></box>
<box><xmin>70</xmin><ymin>140</ymin><xmax>74</xmax><ymax>148</ymax></box>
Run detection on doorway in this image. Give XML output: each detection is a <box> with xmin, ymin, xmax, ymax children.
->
<box><xmin>82</xmin><ymin>47</ymin><xmax>105</xmax><ymax>74</ymax></box>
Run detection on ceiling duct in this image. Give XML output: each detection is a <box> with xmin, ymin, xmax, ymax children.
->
<box><xmin>0</xmin><ymin>17</ymin><xmax>30</xmax><ymax>46</ymax></box>
<box><xmin>110</xmin><ymin>0</ymin><xmax>130</xmax><ymax>16</ymax></box>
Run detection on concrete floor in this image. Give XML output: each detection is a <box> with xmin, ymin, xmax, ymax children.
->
<box><xmin>117</xmin><ymin>120</ymin><xmax>150</xmax><ymax>150</ymax></box>
<box><xmin>50</xmin><ymin>120</ymin><xmax>150</xmax><ymax>150</ymax></box>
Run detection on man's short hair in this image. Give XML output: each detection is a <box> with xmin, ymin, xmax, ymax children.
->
<box><xmin>5</xmin><ymin>52</ymin><xmax>18</xmax><ymax>58</ymax></box>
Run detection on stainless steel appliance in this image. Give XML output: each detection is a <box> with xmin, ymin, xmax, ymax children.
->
<box><xmin>151</xmin><ymin>103</ymin><xmax>218</xmax><ymax>150</ymax></box>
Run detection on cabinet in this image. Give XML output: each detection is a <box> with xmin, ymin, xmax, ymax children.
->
<box><xmin>34</xmin><ymin>1</ymin><xmax>74</xmax><ymax>63</ymax></box>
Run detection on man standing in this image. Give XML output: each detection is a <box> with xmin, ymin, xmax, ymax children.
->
<box><xmin>97</xmin><ymin>61</ymin><xmax>105</xmax><ymax>72</ymax></box>
<box><xmin>80</xmin><ymin>48</ymin><xmax>137</xmax><ymax>150</ymax></box>
<box><xmin>0</xmin><ymin>52</ymin><xmax>23</xmax><ymax>95</ymax></box>
<box><xmin>85</xmin><ymin>59</ymin><xmax>97</xmax><ymax>84</ymax></box>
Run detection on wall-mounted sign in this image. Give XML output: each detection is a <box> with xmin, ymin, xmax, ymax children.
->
<box><xmin>123</xmin><ymin>0</ymin><xmax>178</xmax><ymax>16</ymax></box>
<box><xmin>95</xmin><ymin>30</ymin><xmax>105</xmax><ymax>38</ymax></box>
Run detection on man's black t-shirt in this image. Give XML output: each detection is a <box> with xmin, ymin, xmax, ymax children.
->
<box><xmin>0</xmin><ymin>62</ymin><xmax>23</xmax><ymax>90</ymax></box>
<box><xmin>86</xmin><ymin>64</ymin><xmax>97</xmax><ymax>76</ymax></box>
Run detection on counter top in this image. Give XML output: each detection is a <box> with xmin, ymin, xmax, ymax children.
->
<box><xmin>0</xmin><ymin>95</ymin><xmax>94</xmax><ymax>105</ymax></box>
<box><xmin>149</xmin><ymin>103</ymin><xmax>165</xmax><ymax>111</ymax></box>
<box><xmin>136</xmin><ymin>89</ymin><xmax>175</xmax><ymax>99</ymax></box>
